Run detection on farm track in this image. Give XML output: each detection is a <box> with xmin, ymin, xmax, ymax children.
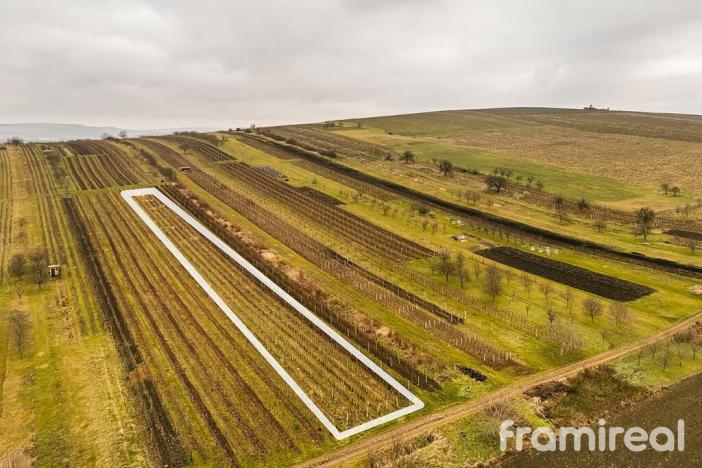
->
<box><xmin>299</xmin><ymin>311</ymin><xmax>702</xmax><ymax>467</ymax></box>
<box><xmin>142</xmin><ymin>138</ymin><xmax>517</xmax><ymax>369</ymax></box>
<box><xmin>241</xmin><ymin>135</ymin><xmax>702</xmax><ymax>278</ymax></box>
<box><xmin>140</xmin><ymin>195</ymin><xmax>409</xmax><ymax>430</ymax></box>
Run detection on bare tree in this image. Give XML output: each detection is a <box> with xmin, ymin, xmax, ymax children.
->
<box><xmin>473</xmin><ymin>262</ymin><xmax>482</xmax><ymax>280</ymax></box>
<box><xmin>609</xmin><ymin>302</ymin><xmax>629</xmax><ymax>333</ymax></box>
<box><xmin>9</xmin><ymin>310</ymin><xmax>30</xmax><ymax>358</ymax></box>
<box><xmin>660</xmin><ymin>182</ymin><xmax>670</xmax><ymax>196</ymax></box>
<box><xmin>561</xmin><ymin>288</ymin><xmax>575</xmax><ymax>317</ymax></box>
<box><xmin>483</xmin><ymin>264</ymin><xmax>503</xmax><ymax>301</ymax></box>
<box><xmin>402</xmin><ymin>150</ymin><xmax>415</xmax><ymax>164</ymax></box>
<box><xmin>553</xmin><ymin>194</ymin><xmax>567</xmax><ymax>222</ymax></box>
<box><xmin>455</xmin><ymin>252</ymin><xmax>469</xmax><ymax>288</ymax></box>
<box><xmin>13</xmin><ymin>282</ymin><xmax>25</xmax><ymax>302</ymax></box>
<box><xmin>582</xmin><ymin>297</ymin><xmax>603</xmax><ymax>323</ymax></box>
<box><xmin>683</xmin><ymin>237</ymin><xmax>700</xmax><ymax>255</ymax></box>
<box><xmin>118</xmin><ymin>130</ymin><xmax>128</xmax><ymax>139</ymax></box>
<box><xmin>436</xmin><ymin>251</ymin><xmax>455</xmax><ymax>282</ymax></box>
<box><xmin>520</xmin><ymin>273</ymin><xmax>533</xmax><ymax>296</ymax></box>
<box><xmin>635</xmin><ymin>207</ymin><xmax>655</xmax><ymax>241</ymax></box>
<box><xmin>593</xmin><ymin>218</ymin><xmax>607</xmax><ymax>232</ymax></box>
<box><xmin>546</xmin><ymin>303</ymin><xmax>557</xmax><ymax>326</ymax></box>
<box><xmin>468</xmin><ymin>190</ymin><xmax>481</xmax><ymax>205</ymax></box>
<box><xmin>539</xmin><ymin>283</ymin><xmax>553</xmax><ymax>302</ymax></box>
<box><xmin>28</xmin><ymin>247</ymin><xmax>49</xmax><ymax>288</ymax></box>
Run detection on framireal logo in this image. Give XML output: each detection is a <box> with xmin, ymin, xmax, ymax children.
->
<box><xmin>500</xmin><ymin>419</ymin><xmax>685</xmax><ymax>453</ymax></box>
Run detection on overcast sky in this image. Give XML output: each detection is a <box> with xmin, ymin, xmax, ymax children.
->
<box><xmin>2</xmin><ymin>0</ymin><xmax>702</xmax><ymax>129</ymax></box>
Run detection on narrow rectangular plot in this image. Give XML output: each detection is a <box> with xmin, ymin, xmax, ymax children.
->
<box><xmin>121</xmin><ymin>187</ymin><xmax>423</xmax><ymax>439</ymax></box>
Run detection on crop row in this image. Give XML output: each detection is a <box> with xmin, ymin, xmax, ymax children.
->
<box><xmin>169</xmin><ymin>136</ymin><xmax>234</xmax><ymax>162</ymax></box>
<box><xmin>65</xmin><ymin>153</ymin><xmax>140</xmax><ymax>190</ymax></box>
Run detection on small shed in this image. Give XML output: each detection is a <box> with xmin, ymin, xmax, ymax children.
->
<box><xmin>48</xmin><ymin>264</ymin><xmax>61</xmax><ymax>278</ymax></box>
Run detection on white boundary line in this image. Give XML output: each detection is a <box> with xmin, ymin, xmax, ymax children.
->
<box><xmin>120</xmin><ymin>187</ymin><xmax>423</xmax><ymax>440</ymax></box>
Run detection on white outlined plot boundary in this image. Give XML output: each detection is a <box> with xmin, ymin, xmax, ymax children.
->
<box><xmin>121</xmin><ymin>187</ymin><xmax>423</xmax><ymax>440</ymax></box>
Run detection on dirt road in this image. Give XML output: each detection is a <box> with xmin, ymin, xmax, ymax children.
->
<box><xmin>299</xmin><ymin>312</ymin><xmax>702</xmax><ymax>467</ymax></box>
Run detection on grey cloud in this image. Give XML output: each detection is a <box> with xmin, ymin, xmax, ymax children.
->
<box><xmin>1</xmin><ymin>0</ymin><xmax>701</xmax><ymax>129</ymax></box>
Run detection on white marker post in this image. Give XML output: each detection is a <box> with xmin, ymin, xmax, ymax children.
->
<box><xmin>121</xmin><ymin>188</ymin><xmax>424</xmax><ymax>439</ymax></box>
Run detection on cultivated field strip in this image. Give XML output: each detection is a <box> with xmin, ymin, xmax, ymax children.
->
<box><xmin>65</xmin><ymin>153</ymin><xmax>141</xmax><ymax>190</ymax></box>
<box><xmin>129</xmin><ymin>189</ymin><xmax>422</xmax><ymax>438</ymax></box>
<box><xmin>215</xmin><ymin>161</ymin><xmax>431</xmax><ymax>262</ymax></box>
<box><xmin>169</xmin><ymin>136</ymin><xmax>234</xmax><ymax>162</ymax></box>
<box><xmin>235</xmin><ymin>133</ymin><xmax>396</xmax><ymax>199</ymax></box>
<box><xmin>262</xmin><ymin>125</ymin><xmax>388</xmax><ymax>160</ymax></box>
<box><xmin>75</xmin><ymin>191</ymin><xmax>326</xmax><ymax>464</ymax></box>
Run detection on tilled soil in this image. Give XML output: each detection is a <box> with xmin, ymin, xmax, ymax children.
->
<box><xmin>476</xmin><ymin>246</ymin><xmax>654</xmax><ymax>301</ymax></box>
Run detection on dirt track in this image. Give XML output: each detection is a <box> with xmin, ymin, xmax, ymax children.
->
<box><xmin>298</xmin><ymin>312</ymin><xmax>702</xmax><ymax>467</ymax></box>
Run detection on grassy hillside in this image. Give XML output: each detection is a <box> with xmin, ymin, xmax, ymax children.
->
<box><xmin>338</xmin><ymin>108</ymin><xmax>702</xmax><ymax>200</ymax></box>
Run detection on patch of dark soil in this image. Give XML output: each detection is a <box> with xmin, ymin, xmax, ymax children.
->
<box><xmin>666</xmin><ymin>229</ymin><xmax>702</xmax><ymax>241</ymax></box>
<box><xmin>476</xmin><ymin>246</ymin><xmax>654</xmax><ymax>301</ymax></box>
<box><xmin>457</xmin><ymin>365</ymin><xmax>488</xmax><ymax>382</ymax></box>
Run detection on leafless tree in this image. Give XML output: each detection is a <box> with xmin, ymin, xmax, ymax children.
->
<box><xmin>561</xmin><ymin>288</ymin><xmax>575</xmax><ymax>317</ymax></box>
<box><xmin>9</xmin><ymin>310</ymin><xmax>30</xmax><ymax>358</ymax></box>
<box><xmin>28</xmin><ymin>247</ymin><xmax>49</xmax><ymax>288</ymax></box>
<box><xmin>582</xmin><ymin>296</ymin><xmax>603</xmax><ymax>323</ymax></box>
<box><xmin>520</xmin><ymin>273</ymin><xmax>533</xmax><ymax>296</ymax></box>
<box><xmin>683</xmin><ymin>238</ymin><xmax>700</xmax><ymax>255</ymax></box>
<box><xmin>473</xmin><ymin>262</ymin><xmax>482</xmax><ymax>280</ymax></box>
<box><xmin>593</xmin><ymin>218</ymin><xmax>607</xmax><ymax>232</ymax></box>
<box><xmin>483</xmin><ymin>264</ymin><xmax>503</xmax><ymax>301</ymax></box>
<box><xmin>436</xmin><ymin>251</ymin><xmax>455</xmax><ymax>282</ymax></box>
<box><xmin>609</xmin><ymin>302</ymin><xmax>629</xmax><ymax>333</ymax></box>
<box><xmin>455</xmin><ymin>252</ymin><xmax>469</xmax><ymax>288</ymax></box>
<box><xmin>13</xmin><ymin>282</ymin><xmax>25</xmax><ymax>302</ymax></box>
<box><xmin>539</xmin><ymin>283</ymin><xmax>553</xmax><ymax>302</ymax></box>
<box><xmin>546</xmin><ymin>303</ymin><xmax>557</xmax><ymax>326</ymax></box>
